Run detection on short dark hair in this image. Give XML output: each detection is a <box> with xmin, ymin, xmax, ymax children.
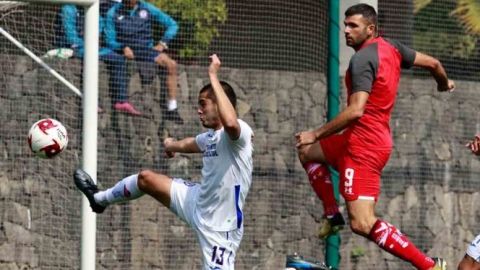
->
<box><xmin>345</xmin><ymin>3</ymin><xmax>377</xmax><ymax>27</ymax></box>
<box><xmin>199</xmin><ymin>81</ymin><xmax>237</xmax><ymax>109</ymax></box>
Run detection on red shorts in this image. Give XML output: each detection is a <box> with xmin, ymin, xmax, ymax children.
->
<box><xmin>319</xmin><ymin>133</ymin><xmax>391</xmax><ymax>201</ymax></box>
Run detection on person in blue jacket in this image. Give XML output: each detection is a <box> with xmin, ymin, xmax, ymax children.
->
<box><xmin>57</xmin><ymin>0</ymin><xmax>142</xmax><ymax>116</ymax></box>
<box><xmin>105</xmin><ymin>0</ymin><xmax>183</xmax><ymax>124</ymax></box>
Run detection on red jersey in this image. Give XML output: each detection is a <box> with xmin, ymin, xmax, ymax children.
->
<box><xmin>344</xmin><ymin>37</ymin><xmax>416</xmax><ymax>149</ymax></box>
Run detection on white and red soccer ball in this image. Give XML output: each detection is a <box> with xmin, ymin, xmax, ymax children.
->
<box><xmin>28</xmin><ymin>118</ymin><xmax>68</xmax><ymax>158</ymax></box>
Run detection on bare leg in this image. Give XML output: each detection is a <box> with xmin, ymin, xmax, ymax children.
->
<box><xmin>297</xmin><ymin>141</ymin><xmax>328</xmax><ymax>165</ymax></box>
<box><xmin>297</xmin><ymin>142</ymin><xmax>343</xmax><ymax>237</ymax></box>
<box><xmin>347</xmin><ymin>199</ymin><xmax>437</xmax><ymax>270</ymax></box>
<box><xmin>458</xmin><ymin>254</ymin><xmax>480</xmax><ymax>270</ymax></box>
<box><xmin>155</xmin><ymin>53</ymin><xmax>178</xmax><ymax>102</ymax></box>
<box><xmin>137</xmin><ymin>169</ymin><xmax>173</xmax><ymax>208</ymax></box>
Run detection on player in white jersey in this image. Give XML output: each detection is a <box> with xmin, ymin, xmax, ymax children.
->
<box><xmin>73</xmin><ymin>54</ymin><xmax>254</xmax><ymax>270</ymax></box>
<box><xmin>458</xmin><ymin>135</ymin><xmax>480</xmax><ymax>270</ymax></box>
<box><xmin>458</xmin><ymin>234</ymin><xmax>480</xmax><ymax>270</ymax></box>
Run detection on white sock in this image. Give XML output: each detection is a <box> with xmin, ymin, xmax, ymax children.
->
<box><xmin>167</xmin><ymin>99</ymin><xmax>177</xmax><ymax>111</ymax></box>
<box><xmin>94</xmin><ymin>174</ymin><xmax>144</xmax><ymax>206</ymax></box>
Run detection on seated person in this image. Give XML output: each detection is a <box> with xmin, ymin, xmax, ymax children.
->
<box><xmin>105</xmin><ymin>0</ymin><xmax>183</xmax><ymax>124</ymax></box>
<box><xmin>56</xmin><ymin>0</ymin><xmax>141</xmax><ymax>116</ymax></box>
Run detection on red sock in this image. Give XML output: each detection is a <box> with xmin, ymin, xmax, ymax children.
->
<box><xmin>303</xmin><ymin>162</ymin><xmax>339</xmax><ymax>217</ymax></box>
<box><xmin>368</xmin><ymin>219</ymin><xmax>435</xmax><ymax>270</ymax></box>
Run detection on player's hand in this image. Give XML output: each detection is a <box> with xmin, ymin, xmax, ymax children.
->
<box><xmin>209</xmin><ymin>54</ymin><xmax>221</xmax><ymax>75</ymax></box>
<box><xmin>437</xmin><ymin>79</ymin><xmax>455</xmax><ymax>92</ymax></box>
<box><xmin>163</xmin><ymin>137</ymin><xmax>176</xmax><ymax>158</ymax></box>
<box><xmin>123</xmin><ymin>46</ymin><xmax>134</xmax><ymax>60</ymax></box>
<box><xmin>295</xmin><ymin>131</ymin><xmax>317</xmax><ymax>148</ymax></box>
<box><xmin>466</xmin><ymin>134</ymin><xmax>480</xmax><ymax>155</ymax></box>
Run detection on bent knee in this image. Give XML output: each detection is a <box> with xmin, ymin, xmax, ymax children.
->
<box><xmin>297</xmin><ymin>145</ymin><xmax>311</xmax><ymax>164</ymax></box>
<box><xmin>350</xmin><ymin>219</ymin><xmax>374</xmax><ymax>236</ymax></box>
<box><xmin>138</xmin><ymin>169</ymin><xmax>157</xmax><ymax>189</ymax></box>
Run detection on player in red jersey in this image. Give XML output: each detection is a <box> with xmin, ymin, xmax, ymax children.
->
<box><xmin>295</xmin><ymin>4</ymin><xmax>454</xmax><ymax>270</ymax></box>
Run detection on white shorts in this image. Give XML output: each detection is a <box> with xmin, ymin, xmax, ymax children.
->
<box><xmin>466</xmin><ymin>234</ymin><xmax>480</xmax><ymax>262</ymax></box>
<box><xmin>169</xmin><ymin>178</ymin><xmax>244</xmax><ymax>270</ymax></box>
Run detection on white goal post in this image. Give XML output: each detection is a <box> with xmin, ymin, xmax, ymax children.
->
<box><xmin>2</xmin><ymin>1</ymin><xmax>99</xmax><ymax>270</ymax></box>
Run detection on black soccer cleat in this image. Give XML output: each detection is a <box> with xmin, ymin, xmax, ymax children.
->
<box><xmin>318</xmin><ymin>212</ymin><xmax>346</xmax><ymax>239</ymax></box>
<box><xmin>73</xmin><ymin>169</ymin><xmax>106</xmax><ymax>214</ymax></box>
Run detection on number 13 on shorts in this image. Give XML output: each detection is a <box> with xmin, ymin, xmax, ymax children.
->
<box><xmin>211</xmin><ymin>245</ymin><xmax>226</xmax><ymax>266</ymax></box>
<box><xmin>344</xmin><ymin>168</ymin><xmax>354</xmax><ymax>195</ymax></box>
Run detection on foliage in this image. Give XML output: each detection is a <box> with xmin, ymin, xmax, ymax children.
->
<box><xmin>413</xmin><ymin>0</ymin><xmax>432</xmax><ymax>14</ymax></box>
<box><xmin>148</xmin><ymin>0</ymin><xmax>227</xmax><ymax>59</ymax></box>
<box><xmin>414</xmin><ymin>0</ymin><xmax>478</xmax><ymax>60</ymax></box>
<box><xmin>414</xmin><ymin>31</ymin><xmax>477</xmax><ymax>60</ymax></box>
<box><xmin>451</xmin><ymin>0</ymin><xmax>480</xmax><ymax>35</ymax></box>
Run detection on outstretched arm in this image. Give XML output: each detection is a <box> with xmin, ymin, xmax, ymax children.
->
<box><xmin>164</xmin><ymin>137</ymin><xmax>201</xmax><ymax>158</ymax></box>
<box><xmin>296</xmin><ymin>91</ymin><xmax>369</xmax><ymax>147</ymax></box>
<box><xmin>413</xmin><ymin>52</ymin><xmax>455</xmax><ymax>92</ymax></box>
<box><xmin>208</xmin><ymin>54</ymin><xmax>241</xmax><ymax>140</ymax></box>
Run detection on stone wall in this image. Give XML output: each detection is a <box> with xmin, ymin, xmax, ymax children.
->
<box><xmin>0</xmin><ymin>55</ymin><xmax>478</xmax><ymax>269</ymax></box>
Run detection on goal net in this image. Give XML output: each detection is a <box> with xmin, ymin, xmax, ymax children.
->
<box><xmin>0</xmin><ymin>2</ymin><xmax>85</xmax><ymax>269</ymax></box>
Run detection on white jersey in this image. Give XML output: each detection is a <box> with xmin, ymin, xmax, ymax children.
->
<box><xmin>195</xmin><ymin>119</ymin><xmax>253</xmax><ymax>231</ymax></box>
<box><xmin>467</xmin><ymin>234</ymin><xmax>480</xmax><ymax>262</ymax></box>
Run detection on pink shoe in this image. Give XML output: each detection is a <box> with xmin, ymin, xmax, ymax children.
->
<box><xmin>114</xmin><ymin>102</ymin><xmax>142</xmax><ymax>116</ymax></box>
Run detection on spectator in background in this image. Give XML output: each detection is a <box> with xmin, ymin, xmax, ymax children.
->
<box><xmin>56</xmin><ymin>0</ymin><xmax>142</xmax><ymax>116</ymax></box>
<box><xmin>105</xmin><ymin>0</ymin><xmax>183</xmax><ymax>124</ymax></box>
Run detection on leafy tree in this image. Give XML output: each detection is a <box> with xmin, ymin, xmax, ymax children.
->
<box><xmin>414</xmin><ymin>0</ymin><xmax>479</xmax><ymax>60</ymax></box>
<box><xmin>451</xmin><ymin>0</ymin><xmax>480</xmax><ymax>35</ymax></box>
<box><xmin>148</xmin><ymin>0</ymin><xmax>227</xmax><ymax>59</ymax></box>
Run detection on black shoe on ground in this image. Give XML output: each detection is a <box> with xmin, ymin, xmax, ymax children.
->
<box><xmin>318</xmin><ymin>212</ymin><xmax>346</xmax><ymax>239</ymax></box>
<box><xmin>73</xmin><ymin>169</ymin><xmax>106</xmax><ymax>213</ymax></box>
<box><xmin>165</xmin><ymin>109</ymin><xmax>184</xmax><ymax>125</ymax></box>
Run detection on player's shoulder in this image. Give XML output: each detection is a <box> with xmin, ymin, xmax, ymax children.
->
<box><xmin>382</xmin><ymin>37</ymin><xmax>403</xmax><ymax>48</ymax></box>
<box><xmin>350</xmin><ymin>44</ymin><xmax>378</xmax><ymax>68</ymax></box>
<box><xmin>238</xmin><ymin>119</ymin><xmax>253</xmax><ymax>132</ymax></box>
<box><xmin>107</xmin><ymin>2</ymin><xmax>121</xmax><ymax>15</ymax></box>
<box><xmin>140</xmin><ymin>1</ymin><xmax>160</xmax><ymax>11</ymax></box>
<box><xmin>382</xmin><ymin>37</ymin><xmax>415</xmax><ymax>53</ymax></box>
<box><xmin>355</xmin><ymin>41</ymin><xmax>378</xmax><ymax>55</ymax></box>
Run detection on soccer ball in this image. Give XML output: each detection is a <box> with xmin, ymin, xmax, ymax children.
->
<box><xmin>28</xmin><ymin>118</ymin><xmax>68</xmax><ymax>158</ymax></box>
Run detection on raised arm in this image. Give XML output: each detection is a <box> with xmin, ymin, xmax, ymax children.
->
<box><xmin>208</xmin><ymin>54</ymin><xmax>241</xmax><ymax>140</ymax></box>
<box><xmin>385</xmin><ymin>38</ymin><xmax>454</xmax><ymax>92</ymax></box>
<box><xmin>413</xmin><ymin>52</ymin><xmax>455</xmax><ymax>92</ymax></box>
